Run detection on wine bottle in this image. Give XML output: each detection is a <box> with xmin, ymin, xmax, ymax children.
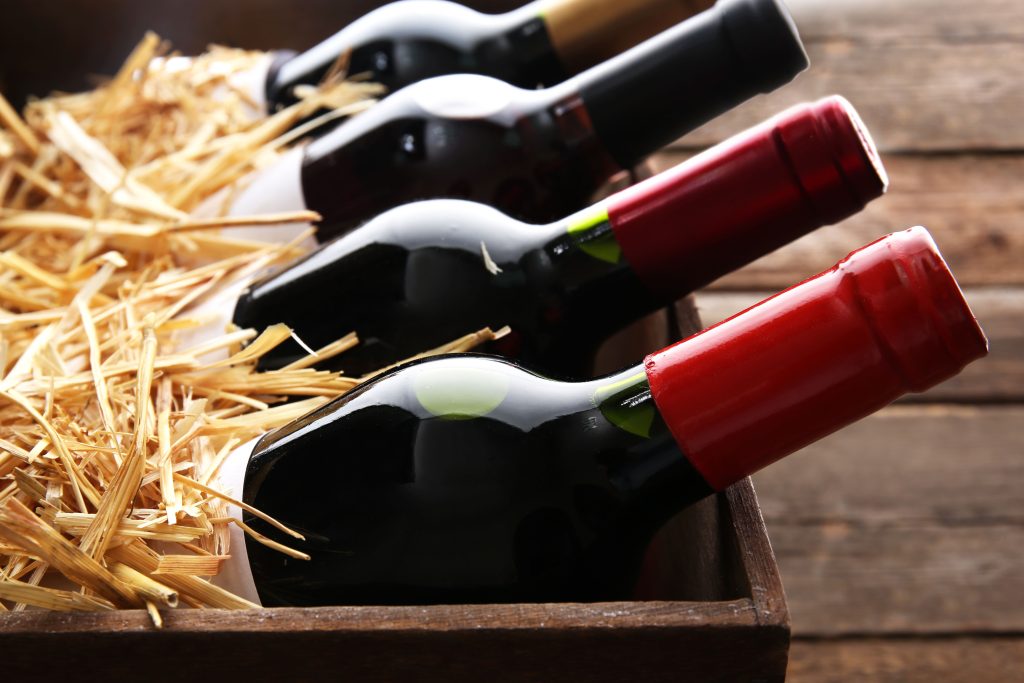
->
<box><xmin>232</xmin><ymin>96</ymin><xmax>887</xmax><ymax>377</ymax></box>
<box><xmin>213</xmin><ymin>227</ymin><xmax>987</xmax><ymax>606</ymax></box>
<box><xmin>216</xmin><ymin>0</ymin><xmax>808</xmax><ymax>244</ymax></box>
<box><xmin>265</xmin><ymin>0</ymin><xmax>715</xmax><ymax>109</ymax></box>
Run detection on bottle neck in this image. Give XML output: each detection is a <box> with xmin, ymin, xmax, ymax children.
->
<box><xmin>588</xmin><ymin>368</ymin><xmax>666</xmax><ymax>443</ymax></box>
<box><xmin>543</xmin><ymin>203</ymin><xmax>625</xmax><ymax>272</ymax></box>
<box><xmin>530</xmin><ymin>206</ymin><xmax>665</xmax><ymax>346</ymax></box>
<box><xmin>570</xmin><ymin>0</ymin><xmax>806</xmax><ymax>169</ymax></box>
<box><xmin>569</xmin><ymin>7</ymin><xmax>727</xmax><ymax>169</ymax></box>
<box><xmin>536</xmin><ymin>0</ymin><xmax>714</xmax><ymax>75</ymax></box>
<box><xmin>576</xmin><ymin>368</ymin><xmax>715</xmax><ymax>513</ymax></box>
<box><xmin>480</xmin><ymin>9</ymin><xmax>567</xmax><ymax>89</ymax></box>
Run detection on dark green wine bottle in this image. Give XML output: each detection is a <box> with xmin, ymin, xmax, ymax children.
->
<box><xmin>218</xmin><ymin>0</ymin><xmax>808</xmax><ymax>243</ymax></box>
<box><xmin>218</xmin><ymin>228</ymin><xmax>986</xmax><ymax>606</ymax></box>
<box><xmin>265</xmin><ymin>0</ymin><xmax>715</xmax><ymax>108</ymax></box>
<box><xmin>233</xmin><ymin>97</ymin><xmax>887</xmax><ymax>378</ymax></box>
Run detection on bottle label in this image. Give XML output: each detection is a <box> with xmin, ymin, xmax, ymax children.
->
<box><xmin>565</xmin><ymin>205</ymin><xmax>622</xmax><ymax>264</ymax></box>
<box><xmin>191</xmin><ymin>146</ymin><xmax>317</xmax><ymax>247</ymax></box>
<box><xmin>173</xmin><ymin>271</ymin><xmax>256</xmax><ymax>363</ymax></box>
<box><xmin>211</xmin><ymin>438</ymin><xmax>263</xmax><ymax>606</ymax></box>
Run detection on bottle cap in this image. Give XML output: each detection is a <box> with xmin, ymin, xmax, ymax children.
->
<box><xmin>608</xmin><ymin>96</ymin><xmax>888</xmax><ymax>299</ymax></box>
<box><xmin>577</xmin><ymin>0</ymin><xmax>809</xmax><ymax>168</ymax></box>
<box><xmin>644</xmin><ymin>227</ymin><xmax>988</xmax><ymax>490</ymax></box>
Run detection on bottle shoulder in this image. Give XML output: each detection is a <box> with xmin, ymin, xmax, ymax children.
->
<box><xmin>286</xmin><ymin>1</ymin><xmax>503</xmax><ymax>73</ymax></box>
<box><xmin>341</xmin><ymin>1</ymin><xmax>506</xmax><ymax>50</ymax></box>
<box><xmin>346</xmin><ymin>200</ymin><xmax>553</xmax><ymax>259</ymax></box>
<box><xmin>253</xmin><ymin>355</ymin><xmax>650</xmax><ymax>457</ymax></box>
<box><xmin>258</xmin><ymin>355</ymin><xmax>587</xmax><ymax>450</ymax></box>
<box><xmin>305</xmin><ymin>74</ymin><xmax>555</xmax><ymax>159</ymax></box>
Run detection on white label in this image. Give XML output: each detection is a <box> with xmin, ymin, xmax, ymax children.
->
<box><xmin>173</xmin><ymin>271</ymin><xmax>255</xmax><ymax>361</ymax></box>
<box><xmin>192</xmin><ymin>146</ymin><xmax>317</xmax><ymax>247</ymax></box>
<box><xmin>227</xmin><ymin>52</ymin><xmax>273</xmax><ymax>115</ymax></box>
<box><xmin>211</xmin><ymin>438</ymin><xmax>263</xmax><ymax>606</ymax></box>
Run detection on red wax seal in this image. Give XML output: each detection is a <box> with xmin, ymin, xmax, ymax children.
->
<box><xmin>608</xmin><ymin>95</ymin><xmax>888</xmax><ymax>299</ymax></box>
<box><xmin>645</xmin><ymin>227</ymin><xmax>988</xmax><ymax>490</ymax></box>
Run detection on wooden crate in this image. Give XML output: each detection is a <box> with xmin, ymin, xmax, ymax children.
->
<box><xmin>0</xmin><ymin>302</ymin><xmax>790</xmax><ymax>682</ymax></box>
<box><xmin>0</xmin><ymin>484</ymin><xmax>787</xmax><ymax>682</ymax></box>
<box><xmin>0</xmin><ymin>3</ymin><xmax>789</xmax><ymax>678</ymax></box>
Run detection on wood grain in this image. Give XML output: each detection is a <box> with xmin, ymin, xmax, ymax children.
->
<box><xmin>0</xmin><ymin>596</ymin><xmax>787</xmax><ymax>683</ymax></box>
<box><xmin>695</xmin><ymin>289</ymin><xmax>1024</xmax><ymax>403</ymax></box>
<box><xmin>788</xmin><ymin>638</ymin><xmax>1024</xmax><ymax>683</ymax></box>
<box><xmin>650</xmin><ymin>153</ymin><xmax>1024</xmax><ymax>290</ymax></box>
<box><xmin>755</xmin><ymin>404</ymin><xmax>1024</xmax><ymax>524</ymax></box>
<box><xmin>0</xmin><ymin>599</ymin><xmax>762</xmax><ymax>634</ymax></box>
<box><xmin>770</xmin><ymin>523</ymin><xmax>1024</xmax><ymax>635</ymax></box>
<box><xmin>753</xmin><ymin>405</ymin><xmax>1024</xmax><ymax>635</ymax></box>
<box><xmin>673</xmin><ymin>0</ymin><xmax>1024</xmax><ymax>152</ymax></box>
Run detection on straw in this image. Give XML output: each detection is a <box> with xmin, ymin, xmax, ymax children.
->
<box><xmin>0</xmin><ymin>35</ymin><xmax>506</xmax><ymax>614</ymax></box>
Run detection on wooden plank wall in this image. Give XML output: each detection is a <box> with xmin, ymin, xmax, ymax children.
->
<box><xmin>652</xmin><ymin>0</ymin><xmax>1024</xmax><ymax>679</ymax></box>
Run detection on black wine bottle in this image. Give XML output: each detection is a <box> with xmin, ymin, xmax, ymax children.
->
<box><xmin>265</xmin><ymin>0</ymin><xmax>716</xmax><ymax>109</ymax></box>
<box><xmin>216</xmin><ymin>0</ymin><xmax>808</xmax><ymax>243</ymax></box>
<box><xmin>213</xmin><ymin>228</ymin><xmax>987</xmax><ymax>607</ymax></box>
<box><xmin>233</xmin><ymin>96</ymin><xmax>887</xmax><ymax>377</ymax></box>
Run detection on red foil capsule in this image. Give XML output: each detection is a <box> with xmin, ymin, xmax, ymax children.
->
<box><xmin>645</xmin><ymin>227</ymin><xmax>988</xmax><ymax>491</ymax></box>
<box><xmin>608</xmin><ymin>95</ymin><xmax>888</xmax><ymax>299</ymax></box>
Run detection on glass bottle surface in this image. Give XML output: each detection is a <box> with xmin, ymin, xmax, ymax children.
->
<box><xmin>233</xmin><ymin>200</ymin><xmax>653</xmax><ymax>377</ymax></box>
<box><xmin>266</xmin><ymin>0</ymin><xmax>713</xmax><ymax>107</ymax></box>
<box><xmin>301</xmin><ymin>77</ymin><xmax>621</xmax><ymax>241</ymax></box>
<box><xmin>242</xmin><ymin>356</ymin><xmax>711</xmax><ymax>606</ymax></box>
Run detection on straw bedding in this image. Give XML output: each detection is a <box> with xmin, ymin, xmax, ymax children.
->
<box><xmin>0</xmin><ymin>35</ymin><xmax>505</xmax><ymax>622</ymax></box>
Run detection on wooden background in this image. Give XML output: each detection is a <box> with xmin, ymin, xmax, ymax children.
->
<box><xmin>667</xmin><ymin>1</ymin><xmax>1024</xmax><ymax>680</ymax></box>
<box><xmin>1</xmin><ymin>0</ymin><xmax>1021</xmax><ymax>680</ymax></box>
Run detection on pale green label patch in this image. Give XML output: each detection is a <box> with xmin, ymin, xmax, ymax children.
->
<box><xmin>413</xmin><ymin>366</ymin><xmax>510</xmax><ymax>420</ymax></box>
<box><xmin>601</xmin><ymin>402</ymin><xmax>656</xmax><ymax>439</ymax></box>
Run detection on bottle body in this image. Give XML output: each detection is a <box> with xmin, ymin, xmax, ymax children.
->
<box><xmin>255</xmin><ymin>0</ymin><xmax>808</xmax><ymax>242</ymax></box>
<box><xmin>234</xmin><ymin>96</ymin><xmax>888</xmax><ymax>378</ymax></box>
<box><xmin>269</xmin><ymin>1</ymin><xmax>564</xmax><ymax>107</ymax></box>
<box><xmin>242</xmin><ymin>357</ymin><xmax>709</xmax><ymax>606</ymax></box>
<box><xmin>233</xmin><ymin>200</ymin><xmax>656</xmax><ymax>376</ymax></box>
<box><xmin>301</xmin><ymin>76</ymin><xmax>621</xmax><ymax>241</ymax></box>
<box><xmin>266</xmin><ymin>0</ymin><xmax>715</xmax><ymax>108</ymax></box>
<box><xmin>229</xmin><ymin>228</ymin><xmax>987</xmax><ymax>608</ymax></box>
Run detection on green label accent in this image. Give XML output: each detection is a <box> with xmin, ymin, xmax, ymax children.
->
<box><xmin>413</xmin><ymin>366</ymin><xmax>510</xmax><ymax>420</ymax></box>
<box><xmin>567</xmin><ymin>207</ymin><xmax>609</xmax><ymax>235</ymax></box>
<box><xmin>593</xmin><ymin>372</ymin><xmax>655</xmax><ymax>438</ymax></box>
<box><xmin>601</xmin><ymin>402</ymin><xmax>656</xmax><ymax>439</ymax></box>
<box><xmin>566</xmin><ymin>207</ymin><xmax>621</xmax><ymax>264</ymax></box>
